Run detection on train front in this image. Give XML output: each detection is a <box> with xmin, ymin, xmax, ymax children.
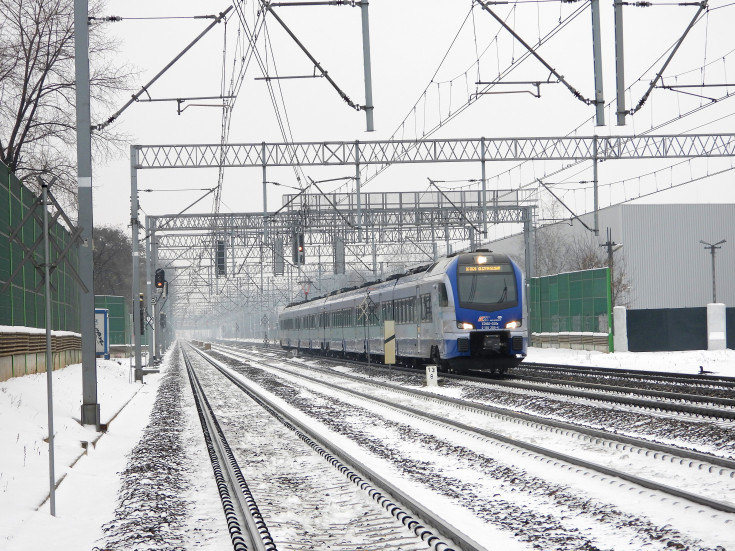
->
<box><xmin>446</xmin><ymin>251</ymin><xmax>527</xmax><ymax>372</ymax></box>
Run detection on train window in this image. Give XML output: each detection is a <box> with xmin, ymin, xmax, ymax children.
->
<box><xmin>369</xmin><ymin>303</ymin><xmax>379</xmax><ymax>326</ymax></box>
<box><xmin>458</xmin><ymin>264</ymin><xmax>518</xmax><ymax>310</ymax></box>
<box><xmin>438</xmin><ymin>283</ymin><xmax>448</xmax><ymax>307</ymax></box>
<box><xmin>382</xmin><ymin>301</ymin><xmax>393</xmax><ymax>322</ymax></box>
<box><xmin>421</xmin><ymin>294</ymin><xmax>432</xmax><ymax>322</ymax></box>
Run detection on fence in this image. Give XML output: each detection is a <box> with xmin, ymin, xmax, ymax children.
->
<box><xmin>627</xmin><ymin>307</ymin><xmax>734</xmax><ymax>351</ymax></box>
<box><xmin>94</xmin><ymin>295</ymin><xmax>130</xmax><ymax>346</ymax></box>
<box><xmin>529</xmin><ymin>267</ymin><xmax>613</xmax><ymax>352</ymax></box>
<box><xmin>0</xmin><ymin>162</ymin><xmax>80</xmax><ymax>332</ymax></box>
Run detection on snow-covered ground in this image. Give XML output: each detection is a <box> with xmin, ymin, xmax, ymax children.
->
<box><xmin>0</xmin><ymin>346</ymin><xmax>733</xmax><ymax>550</ymax></box>
<box><xmin>526</xmin><ymin>346</ymin><xmax>735</xmax><ymax>376</ymax></box>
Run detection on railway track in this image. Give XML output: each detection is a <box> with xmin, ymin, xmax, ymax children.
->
<box><xmin>212</xmin><ymin>342</ymin><xmax>735</xmax><ymax>518</ymax></box>
<box><xmin>236</xmin><ymin>341</ymin><xmax>735</xmax><ymax>421</ymax></box>
<box><xmin>181</xmin><ymin>344</ymin><xmax>277</xmax><ymax>551</ymax></box>
<box><xmin>182</xmin><ymin>342</ymin><xmax>472</xmax><ymax>551</ymax></box>
<box><xmin>517</xmin><ymin>361</ymin><xmax>735</xmax><ymax>387</ymax></box>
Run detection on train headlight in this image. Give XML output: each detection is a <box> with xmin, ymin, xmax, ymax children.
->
<box><xmin>505</xmin><ymin>320</ymin><xmax>521</xmax><ymax>329</ymax></box>
<box><xmin>476</xmin><ymin>256</ymin><xmax>488</xmax><ymax>264</ymax></box>
<box><xmin>457</xmin><ymin>321</ymin><xmax>474</xmax><ymax>330</ymax></box>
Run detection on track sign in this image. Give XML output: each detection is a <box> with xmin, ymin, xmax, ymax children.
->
<box><xmin>94</xmin><ymin>309</ymin><xmax>109</xmax><ymax>359</ymax></box>
<box><xmin>216</xmin><ymin>240</ymin><xmax>226</xmax><ymax>276</ymax></box>
<box><xmin>334</xmin><ymin>235</ymin><xmax>345</xmax><ymax>274</ymax></box>
<box><xmin>383</xmin><ymin>320</ymin><xmax>395</xmax><ymax>365</ymax></box>
<box><xmin>274</xmin><ymin>237</ymin><xmax>284</xmax><ymax>275</ymax></box>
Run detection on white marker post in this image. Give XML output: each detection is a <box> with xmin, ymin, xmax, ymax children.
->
<box><xmin>426</xmin><ymin>364</ymin><xmax>438</xmax><ymax>387</ymax></box>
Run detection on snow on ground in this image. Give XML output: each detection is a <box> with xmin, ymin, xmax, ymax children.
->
<box><xmin>0</xmin><ymin>346</ymin><xmax>732</xmax><ymax>550</ymax></box>
<box><xmin>0</xmin><ymin>358</ymin><xmax>164</xmax><ymax>550</ymax></box>
<box><xmin>526</xmin><ymin>346</ymin><xmax>735</xmax><ymax>376</ymax></box>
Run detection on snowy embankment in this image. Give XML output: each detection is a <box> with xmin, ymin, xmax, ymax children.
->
<box><xmin>0</xmin><ymin>346</ymin><xmax>732</xmax><ymax>549</ymax></box>
<box><xmin>527</xmin><ymin>346</ymin><xmax>735</xmax><ymax>375</ymax></box>
<box><xmin>0</xmin><ymin>357</ymin><xmax>164</xmax><ymax>550</ymax></box>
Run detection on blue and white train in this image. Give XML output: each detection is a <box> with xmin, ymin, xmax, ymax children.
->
<box><xmin>278</xmin><ymin>250</ymin><xmax>527</xmax><ymax>373</ymax></box>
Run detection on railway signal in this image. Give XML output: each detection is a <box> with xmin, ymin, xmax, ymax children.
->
<box><xmin>292</xmin><ymin>232</ymin><xmax>305</xmax><ymax>265</ymax></box>
<box><xmin>155</xmin><ymin>268</ymin><xmax>165</xmax><ymax>289</ymax></box>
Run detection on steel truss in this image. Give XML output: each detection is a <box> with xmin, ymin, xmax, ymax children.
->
<box><xmin>134</xmin><ymin>134</ymin><xmax>735</xmax><ymax>168</ymax></box>
<box><xmin>132</xmin><ymin>133</ymin><xmax>735</xmax><ymax>335</ymax></box>
<box><xmin>149</xmin><ymin>195</ymin><xmax>535</xmax><ymax>328</ymax></box>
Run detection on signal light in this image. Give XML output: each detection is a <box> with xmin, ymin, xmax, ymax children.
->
<box><xmin>155</xmin><ymin>268</ymin><xmax>165</xmax><ymax>289</ymax></box>
<box><xmin>292</xmin><ymin>232</ymin><xmax>305</xmax><ymax>265</ymax></box>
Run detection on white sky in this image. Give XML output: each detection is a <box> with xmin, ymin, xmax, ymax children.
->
<box><xmin>91</xmin><ymin>0</ymin><xmax>735</xmax><ymax>236</ymax></box>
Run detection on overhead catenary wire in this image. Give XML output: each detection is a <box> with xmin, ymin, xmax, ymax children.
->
<box><xmin>474</xmin><ymin>2</ymin><xmax>734</xmax><ymax>222</ymax></box>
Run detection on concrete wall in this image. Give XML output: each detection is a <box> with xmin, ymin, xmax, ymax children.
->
<box><xmin>0</xmin><ymin>349</ymin><xmax>82</xmax><ymax>382</ymax></box>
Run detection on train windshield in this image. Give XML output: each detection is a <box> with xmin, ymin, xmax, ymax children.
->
<box><xmin>457</xmin><ymin>263</ymin><xmax>518</xmax><ymax>311</ymax></box>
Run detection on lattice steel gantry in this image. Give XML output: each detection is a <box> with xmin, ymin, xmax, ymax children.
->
<box><xmin>129</xmin><ymin>133</ymin><xmax>735</xmax><ymax>353</ymax></box>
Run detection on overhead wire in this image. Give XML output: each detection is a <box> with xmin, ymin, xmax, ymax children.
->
<box><xmin>478</xmin><ymin>2</ymin><xmax>735</xmax><ymax>217</ymax></box>
<box><xmin>330</xmin><ymin>0</ymin><xmax>590</xmax><ymax>198</ymax></box>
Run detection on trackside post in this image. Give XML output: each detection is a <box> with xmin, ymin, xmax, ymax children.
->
<box><xmin>425</xmin><ymin>365</ymin><xmax>438</xmax><ymax>387</ymax></box>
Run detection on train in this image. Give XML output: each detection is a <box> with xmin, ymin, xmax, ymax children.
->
<box><xmin>278</xmin><ymin>250</ymin><xmax>527</xmax><ymax>373</ymax></box>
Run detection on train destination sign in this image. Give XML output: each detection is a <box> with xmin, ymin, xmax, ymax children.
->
<box><xmin>460</xmin><ymin>265</ymin><xmax>502</xmax><ymax>272</ymax></box>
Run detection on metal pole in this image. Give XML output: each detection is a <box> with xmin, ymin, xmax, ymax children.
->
<box><xmin>152</xmin><ymin>220</ymin><xmax>161</xmax><ymax>359</ymax></box>
<box><xmin>592</xmin><ymin>137</ymin><xmax>599</xmax><ymax>236</ymax></box>
<box><xmin>481</xmin><ymin>137</ymin><xmax>487</xmax><ymax>235</ymax></box>
<box><xmin>42</xmin><ymin>182</ymin><xmax>56</xmax><ymax>516</ymax></box>
<box><xmin>360</xmin><ymin>0</ymin><xmax>375</xmax><ymax>132</ymax></box>
<box><xmin>355</xmin><ymin>141</ymin><xmax>362</xmax><ymax>241</ymax></box>
<box><xmin>591</xmin><ymin>0</ymin><xmax>605</xmax><ymax>126</ymax></box>
<box><xmin>700</xmin><ymin>240</ymin><xmax>725</xmax><ymax>304</ymax></box>
<box><xmin>523</xmin><ymin>206</ymin><xmax>535</xmax><ymax>346</ymax></box>
<box><xmin>262</xmin><ymin>142</ymin><xmax>268</xmax><ymax>241</ymax></box>
<box><xmin>75</xmin><ymin>0</ymin><xmax>100</xmax><ymax>428</ymax></box>
<box><xmin>614</xmin><ymin>0</ymin><xmax>627</xmax><ymax>126</ymax></box>
<box><xmin>711</xmin><ymin>246</ymin><xmax>717</xmax><ymax>303</ymax></box>
<box><xmin>131</xmin><ymin>146</ymin><xmax>143</xmax><ymax>382</ymax></box>
<box><xmin>145</xmin><ymin>216</ymin><xmax>154</xmax><ymax>362</ymax></box>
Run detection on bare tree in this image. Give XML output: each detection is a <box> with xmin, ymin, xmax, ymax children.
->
<box><xmin>533</xmin><ymin>215</ymin><xmax>632</xmax><ymax>306</ymax></box>
<box><xmin>534</xmin><ymin>222</ymin><xmax>572</xmax><ymax>276</ymax></box>
<box><xmin>93</xmin><ymin>225</ymin><xmax>132</xmax><ymax>296</ymax></box>
<box><xmin>568</xmin><ymin>233</ymin><xmax>632</xmax><ymax>306</ymax></box>
<box><xmin>0</xmin><ymin>0</ymin><xmax>131</xmax><ymax>215</ymax></box>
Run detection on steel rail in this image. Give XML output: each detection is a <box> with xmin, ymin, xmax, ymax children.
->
<box><xmin>471</xmin><ymin>375</ymin><xmax>735</xmax><ymax>418</ymax></box>
<box><xmin>518</xmin><ymin>362</ymin><xmax>735</xmax><ymax>387</ymax></box>
<box><xmin>227</xmin><ymin>341</ymin><xmax>735</xmax><ymax>420</ymax></box>
<box><xmin>219</xmin><ymin>341</ymin><xmax>735</xmax><ymax>466</ymax></box>
<box><xmin>181</xmin><ymin>344</ymin><xmax>276</xmax><ymax>551</ymax></box>
<box><xmin>503</xmin><ymin>374</ymin><xmax>735</xmax><ymax>407</ymax></box>
<box><xmin>210</xmin><ymin>344</ymin><xmax>735</xmax><ymax>515</ymax></box>
<box><xmin>189</xmin><ymin>344</ymin><xmax>481</xmax><ymax>551</ymax></box>
<box><xmin>276</xmin><ymin>345</ymin><xmax>735</xmax><ymax>419</ymax></box>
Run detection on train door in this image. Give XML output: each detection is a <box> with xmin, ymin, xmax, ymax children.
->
<box><xmin>415</xmin><ymin>285</ymin><xmax>421</xmax><ymax>355</ymax></box>
<box><xmin>431</xmin><ymin>284</ymin><xmax>442</xmax><ymax>355</ymax></box>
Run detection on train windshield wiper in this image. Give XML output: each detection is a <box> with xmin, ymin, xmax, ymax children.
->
<box><xmin>498</xmin><ymin>279</ymin><xmax>508</xmax><ymax>303</ymax></box>
<box><xmin>467</xmin><ymin>276</ymin><xmax>477</xmax><ymax>302</ymax></box>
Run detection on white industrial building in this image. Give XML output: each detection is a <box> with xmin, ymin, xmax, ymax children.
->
<box><xmin>488</xmin><ymin>203</ymin><xmax>735</xmax><ymax>310</ymax></box>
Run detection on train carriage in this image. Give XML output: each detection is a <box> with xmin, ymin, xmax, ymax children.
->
<box><xmin>279</xmin><ymin>250</ymin><xmax>527</xmax><ymax>373</ymax></box>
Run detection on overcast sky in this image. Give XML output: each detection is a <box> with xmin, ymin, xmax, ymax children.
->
<box><xmin>92</xmin><ymin>0</ymin><xmax>735</xmax><ymax>238</ymax></box>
